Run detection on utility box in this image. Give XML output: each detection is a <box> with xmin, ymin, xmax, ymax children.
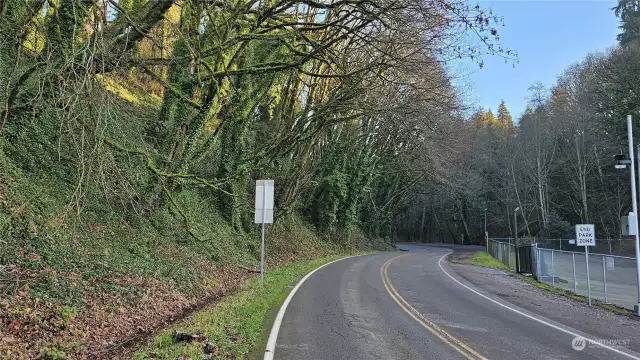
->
<box><xmin>621</xmin><ymin>212</ymin><xmax>638</xmax><ymax>236</ymax></box>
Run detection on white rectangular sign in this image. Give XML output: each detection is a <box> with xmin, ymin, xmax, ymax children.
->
<box><xmin>629</xmin><ymin>212</ymin><xmax>637</xmax><ymax>235</ymax></box>
<box><xmin>255</xmin><ymin>180</ymin><xmax>274</xmax><ymax>224</ymax></box>
<box><xmin>575</xmin><ymin>224</ymin><xmax>595</xmax><ymax>247</ymax></box>
<box><xmin>606</xmin><ymin>256</ymin><xmax>615</xmax><ymax>271</ymax></box>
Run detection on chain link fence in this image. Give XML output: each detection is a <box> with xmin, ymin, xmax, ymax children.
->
<box><xmin>535</xmin><ymin>238</ymin><xmax>637</xmax><ymax>257</ymax></box>
<box><xmin>534</xmin><ymin>247</ymin><xmax>638</xmax><ymax>310</ymax></box>
<box><xmin>487</xmin><ymin>238</ymin><xmax>517</xmax><ymax>271</ymax></box>
<box><xmin>486</xmin><ymin>237</ymin><xmax>639</xmax><ymax>310</ymax></box>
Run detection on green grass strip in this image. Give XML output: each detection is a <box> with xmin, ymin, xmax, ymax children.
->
<box><xmin>468</xmin><ymin>252</ymin><xmax>511</xmax><ymax>271</ymax></box>
<box><xmin>517</xmin><ymin>274</ymin><xmax>633</xmax><ymax>316</ymax></box>
<box><xmin>134</xmin><ymin>254</ymin><xmax>354</xmax><ymax>359</ymax></box>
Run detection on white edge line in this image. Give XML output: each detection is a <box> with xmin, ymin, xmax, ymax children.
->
<box><xmin>263</xmin><ymin>255</ymin><xmax>359</xmax><ymax>360</ymax></box>
<box><xmin>437</xmin><ymin>253</ymin><xmax>640</xmax><ymax>360</ymax></box>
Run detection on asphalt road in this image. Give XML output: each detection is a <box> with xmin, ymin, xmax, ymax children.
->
<box><xmin>271</xmin><ymin>244</ymin><xmax>640</xmax><ymax>360</ymax></box>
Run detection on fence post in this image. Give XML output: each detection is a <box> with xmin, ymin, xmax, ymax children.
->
<box><xmin>603</xmin><ymin>255</ymin><xmax>608</xmax><ymax>304</ymax></box>
<box><xmin>551</xmin><ymin>250</ymin><xmax>555</xmax><ymax>287</ymax></box>
<box><xmin>504</xmin><ymin>244</ymin><xmax>507</xmax><ymax>267</ymax></box>
<box><xmin>536</xmin><ymin>247</ymin><xmax>541</xmax><ymax>281</ymax></box>
<box><xmin>517</xmin><ymin>244</ymin><xmax>521</xmax><ymax>273</ymax></box>
<box><xmin>572</xmin><ymin>252</ymin><xmax>577</xmax><ymax>293</ymax></box>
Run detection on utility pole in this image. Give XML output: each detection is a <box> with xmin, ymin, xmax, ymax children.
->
<box><xmin>626</xmin><ymin>115</ymin><xmax>640</xmax><ymax>315</ymax></box>
<box><xmin>513</xmin><ymin>207</ymin><xmax>519</xmax><ymax>246</ymax></box>
<box><xmin>514</xmin><ymin>207</ymin><xmax>520</xmax><ymax>272</ymax></box>
<box><xmin>484</xmin><ymin>208</ymin><xmax>487</xmax><ymax>236</ymax></box>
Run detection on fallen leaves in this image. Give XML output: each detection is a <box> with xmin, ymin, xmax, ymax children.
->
<box><xmin>0</xmin><ymin>263</ymin><xmax>249</xmax><ymax>359</ymax></box>
<box><xmin>203</xmin><ymin>342</ymin><xmax>220</xmax><ymax>355</ymax></box>
<box><xmin>27</xmin><ymin>252</ymin><xmax>42</xmax><ymax>262</ymax></box>
<box><xmin>8</xmin><ymin>320</ymin><xmax>21</xmax><ymax>331</ymax></box>
<box><xmin>0</xmin><ymin>245</ymin><xmax>328</xmax><ymax>359</ymax></box>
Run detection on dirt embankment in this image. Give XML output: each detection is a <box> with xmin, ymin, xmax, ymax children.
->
<box><xmin>1</xmin><ymin>263</ymin><xmax>251</xmax><ymax>359</ymax></box>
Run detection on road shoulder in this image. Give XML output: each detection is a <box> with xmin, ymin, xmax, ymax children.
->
<box><xmin>132</xmin><ymin>254</ymin><xmax>352</xmax><ymax>360</ymax></box>
<box><xmin>445</xmin><ymin>252</ymin><xmax>640</xmax><ymax>353</ymax></box>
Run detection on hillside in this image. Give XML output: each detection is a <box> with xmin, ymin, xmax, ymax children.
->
<box><xmin>0</xmin><ymin>1</ymin><xmax>510</xmax><ymax>358</ymax></box>
<box><xmin>0</xmin><ymin>84</ymin><xmax>391</xmax><ymax>358</ymax></box>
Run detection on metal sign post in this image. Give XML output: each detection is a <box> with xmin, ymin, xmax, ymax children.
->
<box><xmin>636</xmin><ymin>141</ymin><xmax>640</xmax><ymax>315</ymax></box>
<box><xmin>585</xmin><ymin>245</ymin><xmax>591</xmax><ymax>306</ymax></box>
<box><xmin>255</xmin><ymin>180</ymin><xmax>274</xmax><ymax>288</ymax></box>
<box><xmin>576</xmin><ymin>224</ymin><xmax>595</xmax><ymax>305</ymax></box>
<box><xmin>572</xmin><ymin>252</ymin><xmax>577</xmax><ymax>293</ymax></box>
<box><xmin>626</xmin><ymin>115</ymin><xmax>640</xmax><ymax>315</ymax></box>
<box><xmin>603</xmin><ymin>255</ymin><xmax>608</xmax><ymax>304</ymax></box>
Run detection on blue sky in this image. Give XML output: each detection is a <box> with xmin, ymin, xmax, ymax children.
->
<box><xmin>458</xmin><ymin>0</ymin><xmax>620</xmax><ymax>120</ymax></box>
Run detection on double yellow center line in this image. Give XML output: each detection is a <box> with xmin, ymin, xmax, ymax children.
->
<box><xmin>380</xmin><ymin>255</ymin><xmax>488</xmax><ymax>360</ymax></box>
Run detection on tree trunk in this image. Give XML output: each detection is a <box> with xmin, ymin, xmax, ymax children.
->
<box><xmin>511</xmin><ymin>164</ymin><xmax>531</xmax><ymax>237</ymax></box>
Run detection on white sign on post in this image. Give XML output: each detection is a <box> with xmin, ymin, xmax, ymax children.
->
<box><xmin>575</xmin><ymin>224</ymin><xmax>595</xmax><ymax>247</ymax></box>
<box><xmin>576</xmin><ymin>224</ymin><xmax>595</xmax><ymax>306</ymax></box>
<box><xmin>255</xmin><ymin>180</ymin><xmax>274</xmax><ymax>224</ymax></box>
<box><xmin>255</xmin><ymin>180</ymin><xmax>274</xmax><ymax>288</ymax></box>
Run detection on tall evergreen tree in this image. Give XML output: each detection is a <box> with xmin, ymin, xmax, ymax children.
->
<box><xmin>497</xmin><ymin>100</ymin><xmax>514</xmax><ymax>135</ymax></box>
<box><xmin>614</xmin><ymin>0</ymin><xmax>640</xmax><ymax>45</ymax></box>
<box><xmin>485</xmin><ymin>109</ymin><xmax>497</xmax><ymax>127</ymax></box>
<box><xmin>472</xmin><ymin>107</ymin><xmax>487</xmax><ymax>127</ymax></box>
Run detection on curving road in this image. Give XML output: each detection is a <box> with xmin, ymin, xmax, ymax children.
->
<box><xmin>269</xmin><ymin>245</ymin><xmax>640</xmax><ymax>360</ymax></box>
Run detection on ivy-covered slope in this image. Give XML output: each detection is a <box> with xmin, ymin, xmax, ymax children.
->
<box><xmin>0</xmin><ymin>82</ymin><xmax>390</xmax><ymax>359</ymax></box>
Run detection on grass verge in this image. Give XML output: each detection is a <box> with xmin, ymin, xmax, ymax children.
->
<box><xmin>517</xmin><ymin>275</ymin><xmax>634</xmax><ymax>316</ymax></box>
<box><xmin>467</xmin><ymin>252</ymin><xmax>511</xmax><ymax>271</ymax></box>
<box><xmin>134</xmin><ymin>254</ymin><xmax>362</xmax><ymax>359</ymax></box>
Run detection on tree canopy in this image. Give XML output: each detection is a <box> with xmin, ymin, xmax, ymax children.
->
<box><xmin>0</xmin><ymin>0</ymin><xmax>512</xmax><ymax>246</ymax></box>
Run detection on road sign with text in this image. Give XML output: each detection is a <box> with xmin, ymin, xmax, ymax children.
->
<box><xmin>255</xmin><ymin>180</ymin><xmax>274</xmax><ymax>224</ymax></box>
<box><xmin>575</xmin><ymin>224</ymin><xmax>595</xmax><ymax>247</ymax></box>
